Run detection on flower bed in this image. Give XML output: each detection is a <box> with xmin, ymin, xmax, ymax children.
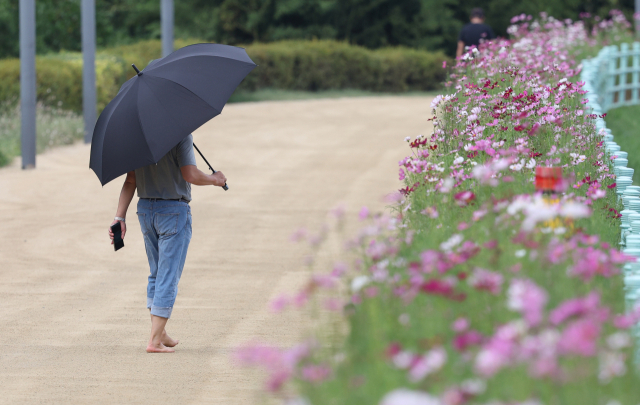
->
<box><xmin>236</xmin><ymin>12</ymin><xmax>640</xmax><ymax>405</ymax></box>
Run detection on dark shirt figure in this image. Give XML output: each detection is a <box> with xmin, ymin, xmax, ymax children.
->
<box><xmin>457</xmin><ymin>8</ymin><xmax>496</xmax><ymax>58</ymax></box>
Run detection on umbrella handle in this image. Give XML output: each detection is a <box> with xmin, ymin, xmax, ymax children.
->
<box><xmin>193</xmin><ymin>142</ymin><xmax>228</xmax><ymax>191</ymax></box>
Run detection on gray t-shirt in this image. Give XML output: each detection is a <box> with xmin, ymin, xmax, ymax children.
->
<box><xmin>135</xmin><ymin>134</ymin><xmax>197</xmax><ymax>201</ymax></box>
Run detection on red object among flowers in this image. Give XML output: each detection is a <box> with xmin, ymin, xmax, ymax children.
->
<box><xmin>535</xmin><ymin>167</ymin><xmax>563</xmax><ymax>192</ymax></box>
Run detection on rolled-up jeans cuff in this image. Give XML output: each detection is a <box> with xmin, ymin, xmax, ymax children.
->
<box><xmin>147</xmin><ymin>297</ymin><xmax>153</xmax><ymax>309</ymax></box>
<box><xmin>150</xmin><ymin>305</ymin><xmax>173</xmax><ymax>319</ymax></box>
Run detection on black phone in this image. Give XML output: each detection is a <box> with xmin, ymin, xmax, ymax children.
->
<box><xmin>110</xmin><ymin>222</ymin><xmax>125</xmax><ymax>251</ymax></box>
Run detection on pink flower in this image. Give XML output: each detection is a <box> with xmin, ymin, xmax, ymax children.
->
<box><xmin>442</xmin><ymin>60</ymin><xmax>447</xmax><ymax>69</ymax></box>
<box><xmin>468</xmin><ymin>267</ymin><xmax>503</xmax><ymax>295</ymax></box>
<box><xmin>359</xmin><ymin>206</ymin><xmax>370</xmax><ymax>220</ymax></box>
<box><xmin>453</xmin><ymin>330</ymin><xmax>484</xmax><ymax>352</ymax></box>
<box><xmin>301</xmin><ymin>364</ymin><xmax>332</xmax><ymax>383</ymax></box>
<box><xmin>454</xmin><ymin>191</ymin><xmax>476</xmax><ymax>207</ymax></box>
<box><xmin>290</xmin><ymin>227</ymin><xmax>307</xmax><ymax>242</ymax></box>
<box><xmin>331</xmin><ymin>262</ymin><xmax>348</xmax><ymax>277</ymax></box>
<box><xmin>613</xmin><ymin>306</ymin><xmax>640</xmax><ymax>329</ymax></box>
<box><xmin>408</xmin><ymin>346</ymin><xmax>447</xmax><ymax>382</ymax></box>
<box><xmin>270</xmin><ymin>295</ymin><xmax>290</xmax><ymax>312</ymax></box>
<box><xmin>452</xmin><ymin>317</ymin><xmax>469</xmax><ymax>332</ymax></box>
<box><xmin>549</xmin><ymin>292</ymin><xmax>600</xmax><ymax>325</ymax></box>
<box><xmin>558</xmin><ymin>319</ymin><xmax>601</xmax><ymax>357</ymax></box>
<box><xmin>234</xmin><ymin>342</ymin><xmax>312</xmax><ymax>392</ymax></box>
<box><xmin>330</xmin><ymin>204</ymin><xmax>346</xmax><ymax>219</ymax></box>
<box><xmin>507</xmin><ymin>278</ymin><xmax>548</xmax><ymax>327</ymax></box>
<box><xmin>421</xmin><ymin>206</ymin><xmax>439</xmax><ymax>218</ymax></box>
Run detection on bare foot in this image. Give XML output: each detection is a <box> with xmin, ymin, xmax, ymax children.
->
<box><xmin>146</xmin><ymin>341</ymin><xmax>175</xmax><ymax>353</ymax></box>
<box><xmin>161</xmin><ymin>331</ymin><xmax>179</xmax><ymax>347</ymax></box>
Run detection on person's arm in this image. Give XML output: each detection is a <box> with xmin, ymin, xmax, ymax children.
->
<box><xmin>180</xmin><ymin>165</ymin><xmax>227</xmax><ymax>187</ymax></box>
<box><xmin>456</xmin><ymin>40</ymin><xmax>465</xmax><ymax>58</ymax></box>
<box><xmin>108</xmin><ymin>170</ymin><xmax>136</xmax><ymax>244</ymax></box>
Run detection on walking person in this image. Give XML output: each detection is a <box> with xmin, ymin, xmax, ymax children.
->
<box><xmin>108</xmin><ymin>134</ymin><xmax>227</xmax><ymax>353</ymax></box>
<box><xmin>456</xmin><ymin>8</ymin><xmax>496</xmax><ymax>58</ymax></box>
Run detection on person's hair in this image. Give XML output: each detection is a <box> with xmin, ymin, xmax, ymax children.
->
<box><xmin>470</xmin><ymin>8</ymin><xmax>485</xmax><ymax>19</ymax></box>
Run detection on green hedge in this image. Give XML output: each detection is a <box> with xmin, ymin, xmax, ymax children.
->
<box><xmin>0</xmin><ymin>39</ymin><xmax>450</xmax><ymax>113</ymax></box>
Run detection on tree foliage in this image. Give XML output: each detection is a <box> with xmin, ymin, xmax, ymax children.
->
<box><xmin>0</xmin><ymin>0</ymin><xmax>635</xmax><ymax>59</ymax></box>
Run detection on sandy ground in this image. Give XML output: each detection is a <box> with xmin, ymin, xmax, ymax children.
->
<box><xmin>0</xmin><ymin>96</ymin><xmax>433</xmax><ymax>404</ymax></box>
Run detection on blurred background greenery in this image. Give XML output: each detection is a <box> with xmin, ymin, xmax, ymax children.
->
<box><xmin>0</xmin><ymin>0</ymin><xmax>635</xmax><ymax>59</ymax></box>
<box><xmin>0</xmin><ymin>0</ymin><xmax>637</xmax><ymax>166</ymax></box>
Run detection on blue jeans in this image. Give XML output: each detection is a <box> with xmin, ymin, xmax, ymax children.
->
<box><xmin>137</xmin><ymin>199</ymin><xmax>192</xmax><ymax>319</ymax></box>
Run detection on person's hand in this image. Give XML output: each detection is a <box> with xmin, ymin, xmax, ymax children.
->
<box><xmin>212</xmin><ymin>171</ymin><xmax>227</xmax><ymax>187</ymax></box>
<box><xmin>108</xmin><ymin>219</ymin><xmax>127</xmax><ymax>245</ymax></box>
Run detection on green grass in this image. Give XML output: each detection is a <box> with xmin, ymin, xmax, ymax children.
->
<box><xmin>603</xmin><ymin>104</ymin><xmax>640</xmax><ymax>184</ymax></box>
<box><xmin>0</xmin><ymin>104</ymin><xmax>83</xmax><ymax>167</ymax></box>
<box><xmin>227</xmin><ymin>88</ymin><xmax>439</xmax><ymax>103</ymax></box>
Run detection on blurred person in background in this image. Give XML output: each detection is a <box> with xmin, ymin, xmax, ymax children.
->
<box><xmin>456</xmin><ymin>8</ymin><xmax>496</xmax><ymax>58</ymax></box>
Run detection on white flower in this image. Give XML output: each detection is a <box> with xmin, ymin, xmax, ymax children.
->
<box><xmin>379</xmin><ymin>389</ymin><xmax>442</xmax><ymax>405</ymax></box>
<box><xmin>351</xmin><ymin>275</ymin><xmax>371</xmax><ymax>293</ymax></box>
<box><xmin>559</xmin><ymin>202</ymin><xmax>591</xmax><ymax>219</ymax></box>
<box><xmin>510</xmin><ymin>159</ymin><xmax>524</xmax><ymax>171</ymax></box>
<box><xmin>440</xmin><ymin>234</ymin><xmax>463</xmax><ymax>253</ymax></box>
<box><xmin>453</xmin><ymin>156</ymin><xmax>464</xmax><ymax>165</ymax></box>
<box><xmin>439</xmin><ymin>177</ymin><xmax>454</xmax><ymax>193</ymax></box>
<box><xmin>607</xmin><ymin>332</ymin><xmax>631</xmax><ymax>350</ymax></box>
<box><xmin>515</xmin><ymin>249</ymin><xmax>526</xmax><ymax>258</ymax></box>
<box><xmin>392</xmin><ymin>351</ymin><xmax>414</xmax><ymax>369</ymax></box>
<box><xmin>284</xmin><ymin>398</ymin><xmax>312</xmax><ymax>405</ymax></box>
<box><xmin>525</xmin><ymin>158</ymin><xmax>536</xmax><ymax>169</ymax></box>
<box><xmin>398</xmin><ymin>313</ymin><xmax>410</xmax><ymax>325</ymax></box>
<box><xmin>598</xmin><ymin>351</ymin><xmax>626</xmax><ymax>382</ymax></box>
<box><xmin>460</xmin><ymin>379</ymin><xmax>486</xmax><ymax>395</ymax></box>
<box><xmin>404</xmin><ymin>136</ymin><xmax>411</xmax><ymax>142</ymax></box>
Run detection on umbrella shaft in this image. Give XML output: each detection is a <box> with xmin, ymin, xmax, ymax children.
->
<box><xmin>193</xmin><ymin>142</ymin><xmax>216</xmax><ymax>173</ymax></box>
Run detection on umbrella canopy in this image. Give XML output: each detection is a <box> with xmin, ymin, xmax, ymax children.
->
<box><xmin>90</xmin><ymin>43</ymin><xmax>256</xmax><ymax>185</ymax></box>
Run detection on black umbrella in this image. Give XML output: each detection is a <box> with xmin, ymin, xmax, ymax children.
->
<box><xmin>89</xmin><ymin>43</ymin><xmax>257</xmax><ymax>188</ymax></box>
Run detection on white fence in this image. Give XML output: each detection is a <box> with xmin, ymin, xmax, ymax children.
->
<box><xmin>581</xmin><ymin>44</ymin><xmax>640</xmax><ymax>360</ymax></box>
<box><xmin>582</xmin><ymin>42</ymin><xmax>640</xmax><ymax>112</ymax></box>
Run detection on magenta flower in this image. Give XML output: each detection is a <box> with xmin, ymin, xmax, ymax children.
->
<box><xmin>453</xmin><ymin>330</ymin><xmax>484</xmax><ymax>352</ymax></box>
<box><xmin>454</xmin><ymin>190</ymin><xmax>476</xmax><ymax>207</ymax></box>
<box><xmin>549</xmin><ymin>292</ymin><xmax>601</xmax><ymax>325</ymax></box>
<box><xmin>468</xmin><ymin>267</ymin><xmax>503</xmax><ymax>295</ymax></box>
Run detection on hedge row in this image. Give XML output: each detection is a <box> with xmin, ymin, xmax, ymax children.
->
<box><xmin>0</xmin><ymin>39</ymin><xmax>449</xmax><ymax>113</ymax></box>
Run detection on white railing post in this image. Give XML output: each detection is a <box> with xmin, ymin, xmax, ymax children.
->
<box><xmin>633</xmin><ymin>43</ymin><xmax>640</xmax><ymax>104</ymax></box>
<box><xmin>606</xmin><ymin>46</ymin><xmax>617</xmax><ymax>110</ymax></box>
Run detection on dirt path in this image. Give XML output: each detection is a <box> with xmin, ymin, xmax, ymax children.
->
<box><xmin>0</xmin><ymin>96</ymin><xmax>434</xmax><ymax>404</ymax></box>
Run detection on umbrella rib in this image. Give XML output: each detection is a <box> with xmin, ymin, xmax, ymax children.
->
<box><xmin>145</xmin><ymin>74</ymin><xmax>222</xmax><ymax>117</ymax></box>
<box><xmin>145</xmin><ymin>50</ymin><xmax>255</xmax><ymax>72</ymax></box>
<box><xmin>138</xmin><ymin>77</ymin><xmax>220</xmax><ymax>161</ymax></box>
